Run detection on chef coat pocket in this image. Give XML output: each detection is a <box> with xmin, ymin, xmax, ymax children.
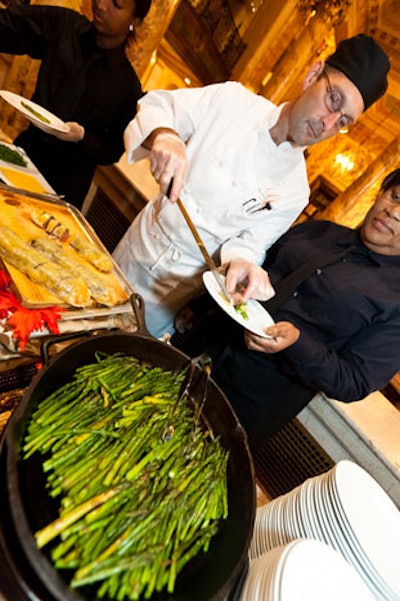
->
<box><xmin>149</xmin><ymin>242</ymin><xmax>182</xmax><ymax>273</ymax></box>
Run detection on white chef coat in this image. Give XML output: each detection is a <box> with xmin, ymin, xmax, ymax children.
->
<box><xmin>113</xmin><ymin>81</ymin><xmax>309</xmax><ymax>338</ymax></box>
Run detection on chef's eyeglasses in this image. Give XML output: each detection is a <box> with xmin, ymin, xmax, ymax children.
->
<box><xmin>323</xmin><ymin>69</ymin><xmax>353</xmax><ymax>134</ymax></box>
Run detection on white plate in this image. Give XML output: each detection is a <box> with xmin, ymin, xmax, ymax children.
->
<box><xmin>279</xmin><ymin>539</ymin><xmax>375</xmax><ymax>601</ymax></box>
<box><xmin>332</xmin><ymin>460</ymin><xmax>400</xmax><ymax>597</ymax></box>
<box><xmin>0</xmin><ymin>90</ymin><xmax>70</xmax><ymax>134</ymax></box>
<box><xmin>202</xmin><ymin>271</ymin><xmax>274</xmax><ymax>337</ymax></box>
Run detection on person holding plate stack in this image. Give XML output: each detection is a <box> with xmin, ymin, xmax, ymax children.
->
<box><xmin>0</xmin><ymin>0</ymin><xmax>151</xmax><ymax>208</ymax></box>
<box><xmin>113</xmin><ymin>34</ymin><xmax>390</xmax><ymax>339</ymax></box>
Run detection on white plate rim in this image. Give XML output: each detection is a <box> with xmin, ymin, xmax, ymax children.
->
<box><xmin>0</xmin><ymin>90</ymin><xmax>70</xmax><ymax>134</ymax></box>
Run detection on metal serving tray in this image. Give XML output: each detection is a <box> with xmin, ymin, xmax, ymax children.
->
<box><xmin>0</xmin><ymin>184</ymin><xmax>136</xmax><ymax>355</ymax></box>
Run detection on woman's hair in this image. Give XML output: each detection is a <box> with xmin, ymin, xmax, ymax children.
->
<box><xmin>133</xmin><ymin>0</ymin><xmax>151</xmax><ymax>20</ymax></box>
<box><xmin>381</xmin><ymin>168</ymin><xmax>400</xmax><ymax>192</ymax></box>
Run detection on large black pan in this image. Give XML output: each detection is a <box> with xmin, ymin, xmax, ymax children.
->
<box><xmin>4</xmin><ymin>295</ymin><xmax>256</xmax><ymax>601</ymax></box>
<box><xmin>0</xmin><ymin>435</ymin><xmax>55</xmax><ymax>601</ymax></box>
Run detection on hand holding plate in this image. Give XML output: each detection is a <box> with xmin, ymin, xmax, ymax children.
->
<box><xmin>51</xmin><ymin>122</ymin><xmax>82</xmax><ymax>142</ymax></box>
<box><xmin>244</xmin><ymin>321</ymin><xmax>300</xmax><ymax>352</ymax></box>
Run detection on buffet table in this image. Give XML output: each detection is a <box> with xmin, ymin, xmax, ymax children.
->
<box><xmin>0</xmin><ymin>146</ymin><xmax>254</xmax><ymax>601</ymax></box>
<box><xmin>0</xmin><ymin>143</ymin><xmax>138</xmax><ymax>431</ymax></box>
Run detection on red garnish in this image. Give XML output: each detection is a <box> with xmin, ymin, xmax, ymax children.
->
<box><xmin>6</xmin><ymin>306</ymin><xmax>65</xmax><ymax>351</ymax></box>
<box><xmin>39</xmin><ymin>307</ymin><xmax>65</xmax><ymax>334</ymax></box>
<box><xmin>7</xmin><ymin>308</ymin><xmax>46</xmax><ymax>350</ymax></box>
<box><xmin>0</xmin><ymin>268</ymin><xmax>65</xmax><ymax>350</ymax></box>
<box><xmin>0</xmin><ymin>290</ymin><xmax>20</xmax><ymax>318</ymax></box>
<box><xmin>0</xmin><ymin>270</ymin><xmax>11</xmax><ymax>291</ymax></box>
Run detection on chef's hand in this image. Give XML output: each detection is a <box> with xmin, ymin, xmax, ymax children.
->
<box><xmin>225</xmin><ymin>258</ymin><xmax>275</xmax><ymax>302</ymax></box>
<box><xmin>244</xmin><ymin>321</ymin><xmax>300</xmax><ymax>353</ymax></box>
<box><xmin>145</xmin><ymin>128</ymin><xmax>187</xmax><ymax>202</ymax></box>
<box><xmin>51</xmin><ymin>122</ymin><xmax>85</xmax><ymax>142</ymax></box>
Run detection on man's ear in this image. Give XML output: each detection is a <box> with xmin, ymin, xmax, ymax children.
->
<box><xmin>302</xmin><ymin>60</ymin><xmax>325</xmax><ymax>91</ymax></box>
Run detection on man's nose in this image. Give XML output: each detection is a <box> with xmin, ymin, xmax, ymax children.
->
<box><xmin>322</xmin><ymin>111</ymin><xmax>341</xmax><ymax>131</ymax></box>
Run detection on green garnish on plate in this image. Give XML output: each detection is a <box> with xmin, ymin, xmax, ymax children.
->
<box><xmin>0</xmin><ymin>143</ymin><xmax>27</xmax><ymax>167</ymax></box>
<box><xmin>234</xmin><ymin>303</ymin><xmax>249</xmax><ymax>320</ymax></box>
<box><xmin>21</xmin><ymin>100</ymin><xmax>51</xmax><ymax>124</ymax></box>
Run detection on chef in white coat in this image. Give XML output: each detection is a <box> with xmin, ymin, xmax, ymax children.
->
<box><xmin>113</xmin><ymin>35</ymin><xmax>389</xmax><ymax>338</ymax></box>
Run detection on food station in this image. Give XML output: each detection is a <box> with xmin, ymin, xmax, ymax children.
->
<box><xmin>1</xmin><ymin>1</ymin><xmax>400</xmax><ymax>596</ymax></box>
<box><xmin>0</xmin><ymin>124</ymin><xmax>256</xmax><ymax>601</ymax></box>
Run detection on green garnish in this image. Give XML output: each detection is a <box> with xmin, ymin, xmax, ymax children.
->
<box><xmin>234</xmin><ymin>303</ymin><xmax>249</xmax><ymax>320</ymax></box>
<box><xmin>0</xmin><ymin>143</ymin><xmax>27</xmax><ymax>167</ymax></box>
<box><xmin>21</xmin><ymin>100</ymin><xmax>51</xmax><ymax>124</ymax></box>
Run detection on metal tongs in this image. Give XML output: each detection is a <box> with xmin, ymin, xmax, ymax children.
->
<box><xmin>166</xmin><ymin>180</ymin><xmax>231</xmax><ymax>304</ymax></box>
<box><xmin>161</xmin><ymin>353</ymin><xmax>213</xmax><ymax>442</ymax></box>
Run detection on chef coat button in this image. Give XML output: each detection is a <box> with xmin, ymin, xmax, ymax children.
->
<box><xmin>316</xmin><ymin>268</ymin><xmax>322</xmax><ymax>275</ymax></box>
<box><xmin>171</xmin><ymin>249</ymin><xmax>181</xmax><ymax>262</ymax></box>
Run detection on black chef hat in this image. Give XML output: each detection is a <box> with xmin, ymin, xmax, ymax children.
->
<box><xmin>326</xmin><ymin>34</ymin><xmax>390</xmax><ymax>111</ymax></box>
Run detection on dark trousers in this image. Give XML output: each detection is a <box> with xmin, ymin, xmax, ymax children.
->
<box><xmin>171</xmin><ymin>298</ymin><xmax>315</xmax><ymax>451</ymax></box>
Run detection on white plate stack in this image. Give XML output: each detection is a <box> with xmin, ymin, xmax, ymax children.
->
<box><xmin>240</xmin><ymin>538</ymin><xmax>375</xmax><ymax>600</ymax></box>
<box><xmin>248</xmin><ymin>460</ymin><xmax>400</xmax><ymax>600</ymax></box>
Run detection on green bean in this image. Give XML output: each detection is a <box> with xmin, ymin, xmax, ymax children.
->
<box><xmin>35</xmin><ymin>487</ymin><xmax>122</xmax><ymax>548</ymax></box>
<box><xmin>23</xmin><ymin>353</ymin><xmax>229</xmax><ymax>600</ymax></box>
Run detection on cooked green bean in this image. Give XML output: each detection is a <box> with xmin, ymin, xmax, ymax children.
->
<box><xmin>23</xmin><ymin>353</ymin><xmax>229</xmax><ymax>600</ymax></box>
<box><xmin>21</xmin><ymin>100</ymin><xmax>51</xmax><ymax>124</ymax></box>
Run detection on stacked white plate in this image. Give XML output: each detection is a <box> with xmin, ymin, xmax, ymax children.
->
<box><xmin>240</xmin><ymin>538</ymin><xmax>374</xmax><ymax>601</ymax></box>
<box><xmin>248</xmin><ymin>460</ymin><xmax>400</xmax><ymax>600</ymax></box>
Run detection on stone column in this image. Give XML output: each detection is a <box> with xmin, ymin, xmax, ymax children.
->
<box><xmin>316</xmin><ymin>138</ymin><xmax>400</xmax><ymax>227</ymax></box>
<box><xmin>258</xmin><ymin>0</ymin><xmax>350</xmax><ymax>104</ymax></box>
<box><xmin>127</xmin><ymin>0</ymin><xmax>181</xmax><ymax>79</ymax></box>
<box><xmin>258</xmin><ymin>14</ymin><xmax>333</xmax><ymax>104</ymax></box>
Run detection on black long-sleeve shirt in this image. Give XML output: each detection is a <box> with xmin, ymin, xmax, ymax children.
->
<box><xmin>0</xmin><ymin>5</ymin><xmax>143</xmax><ymax>207</ymax></box>
<box><xmin>264</xmin><ymin>220</ymin><xmax>400</xmax><ymax>401</ymax></box>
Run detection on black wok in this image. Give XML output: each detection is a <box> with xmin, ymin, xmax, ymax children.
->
<box><xmin>4</xmin><ymin>295</ymin><xmax>256</xmax><ymax>601</ymax></box>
